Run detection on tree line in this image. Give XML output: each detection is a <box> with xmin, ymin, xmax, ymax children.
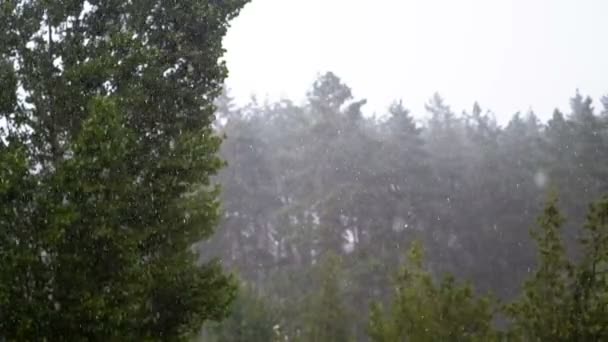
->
<box><xmin>202</xmin><ymin>72</ymin><xmax>608</xmax><ymax>341</ymax></box>
<box><xmin>1</xmin><ymin>0</ymin><xmax>607</xmax><ymax>340</ymax></box>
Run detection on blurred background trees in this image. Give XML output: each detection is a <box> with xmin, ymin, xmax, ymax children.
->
<box><xmin>202</xmin><ymin>72</ymin><xmax>608</xmax><ymax>341</ymax></box>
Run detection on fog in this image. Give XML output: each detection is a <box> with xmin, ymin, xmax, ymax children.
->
<box><xmin>1</xmin><ymin>1</ymin><xmax>607</xmax><ymax>340</ymax></box>
<box><xmin>204</xmin><ymin>3</ymin><xmax>608</xmax><ymax>338</ymax></box>
<box><xmin>224</xmin><ymin>0</ymin><xmax>608</xmax><ymax>123</ymax></box>
<box><xmin>201</xmin><ymin>74</ymin><xmax>608</xmax><ymax>339</ymax></box>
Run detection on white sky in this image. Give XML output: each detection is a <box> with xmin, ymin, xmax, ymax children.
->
<box><xmin>223</xmin><ymin>0</ymin><xmax>608</xmax><ymax>124</ymax></box>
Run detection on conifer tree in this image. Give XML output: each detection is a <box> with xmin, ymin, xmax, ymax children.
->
<box><xmin>369</xmin><ymin>241</ymin><xmax>497</xmax><ymax>342</ymax></box>
<box><xmin>507</xmin><ymin>194</ymin><xmax>573</xmax><ymax>341</ymax></box>
<box><xmin>304</xmin><ymin>252</ymin><xmax>351</xmax><ymax>342</ymax></box>
<box><xmin>570</xmin><ymin>196</ymin><xmax>608</xmax><ymax>340</ymax></box>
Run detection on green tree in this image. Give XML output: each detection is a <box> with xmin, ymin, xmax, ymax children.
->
<box><xmin>0</xmin><ymin>0</ymin><xmax>248</xmax><ymax>339</ymax></box>
<box><xmin>369</xmin><ymin>241</ymin><xmax>497</xmax><ymax>342</ymax></box>
<box><xmin>507</xmin><ymin>194</ymin><xmax>608</xmax><ymax>341</ymax></box>
<box><xmin>569</xmin><ymin>196</ymin><xmax>608</xmax><ymax>340</ymax></box>
<box><xmin>304</xmin><ymin>252</ymin><xmax>351</xmax><ymax>342</ymax></box>
<box><xmin>506</xmin><ymin>194</ymin><xmax>573</xmax><ymax>341</ymax></box>
<box><xmin>203</xmin><ymin>285</ymin><xmax>278</xmax><ymax>342</ymax></box>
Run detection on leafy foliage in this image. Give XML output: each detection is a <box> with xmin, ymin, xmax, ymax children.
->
<box><xmin>0</xmin><ymin>0</ymin><xmax>248</xmax><ymax>340</ymax></box>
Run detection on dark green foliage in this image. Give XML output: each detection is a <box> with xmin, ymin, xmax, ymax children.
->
<box><xmin>506</xmin><ymin>194</ymin><xmax>573</xmax><ymax>341</ymax></box>
<box><xmin>202</xmin><ymin>285</ymin><xmax>279</xmax><ymax>342</ymax></box>
<box><xmin>507</xmin><ymin>195</ymin><xmax>608</xmax><ymax>341</ymax></box>
<box><xmin>0</xmin><ymin>0</ymin><xmax>248</xmax><ymax>340</ymax></box>
<box><xmin>570</xmin><ymin>196</ymin><xmax>608</xmax><ymax>340</ymax></box>
<box><xmin>303</xmin><ymin>252</ymin><xmax>351</xmax><ymax>342</ymax></box>
<box><xmin>369</xmin><ymin>242</ymin><xmax>498</xmax><ymax>342</ymax></box>
<box><xmin>0</xmin><ymin>96</ymin><xmax>238</xmax><ymax>340</ymax></box>
<box><xmin>1</xmin><ymin>0</ymin><xmax>606</xmax><ymax>340</ymax></box>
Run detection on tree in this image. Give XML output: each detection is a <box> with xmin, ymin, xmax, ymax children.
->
<box><xmin>569</xmin><ymin>196</ymin><xmax>608</xmax><ymax>340</ymax></box>
<box><xmin>202</xmin><ymin>285</ymin><xmax>279</xmax><ymax>342</ymax></box>
<box><xmin>506</xmin><ymin>194</ymin><xmax>608</xmax><ymax>341</ymax></box>
<box><xmin>567</xmin><ymin>93</ymin><xmax>608</xmax><ymax>209</ymax></box>
<box><xmin>172</xmin><ymin>67</ymin><xmax>608</xmax><ymax>340</ymax></box>
<box><xmin>308</xmin><ymin>71</ymin><xmax>353</xmax><ymax>114</ymax></box>
<box><xmin>303</xmin><ymin>252</ymin><xmax>351</xmax><ymax>342</ymax></box>
<box><xmin>369</xmin><ymin>241</ymin><xmax>497</xmax><ymax>342</ymax></box>
<box><xmin>423</xmin><ymin>94</ymin><xmax>479</xmax><ymax>284</ymax></box>
<box><xmin>0</xmin><ymin>0</ymin><xmax>248</xmax><ymax>339</ymax></box>
<box><xmin>506</xmin><ymin>194</ymin><xmax>573</xmax><ymax>341</ymax></box>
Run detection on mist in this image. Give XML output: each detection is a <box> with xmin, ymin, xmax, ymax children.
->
<box><xmin>200</xmin><ymin>71</ymin><xmax>608</xmax><ymax>339</ymax></box>
<box><xmin>1</xmin><ymin>0</ymin><xmax>607</xmax><ymax>340</ymax></box>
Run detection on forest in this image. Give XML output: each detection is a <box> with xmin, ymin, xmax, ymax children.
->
<box><xmin>200</xmin><ymin>72</ymin><xmax>608</xmax><ymax>341</ymax></box>
<box><xmin>0</xmin><ymin>0</ymin><xmax>607</xmax><ymax>341</ymax></box>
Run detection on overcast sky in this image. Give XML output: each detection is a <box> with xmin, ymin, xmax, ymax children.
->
<box><xmin>223</xmin><ymin>0</ymin><xmax>608</xmax><ymax>124</ymax></box>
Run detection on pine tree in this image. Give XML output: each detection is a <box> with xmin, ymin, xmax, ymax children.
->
<box><xmin>304</xmin><ymin>252</ymin><xmax>351</xmax><ymax>342</ymax></box>
<box><xmin>203</xmin><ymin>285</ymin><xmax>278</xmax><ymax>342</ymax></box>
<box><xmin>506</xmin><ymin>194</ymin><xmax>573</xmax><ymax>341</ymax></box>
<box><xmin>570</xmin><ymin>196</ymin><xmax>608</xmax><ymax>340</ymax></box>
<box><xmin>369</xmin><ymin>241</ymin><xmax>497</xmax><ymax>342</ymax></box>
